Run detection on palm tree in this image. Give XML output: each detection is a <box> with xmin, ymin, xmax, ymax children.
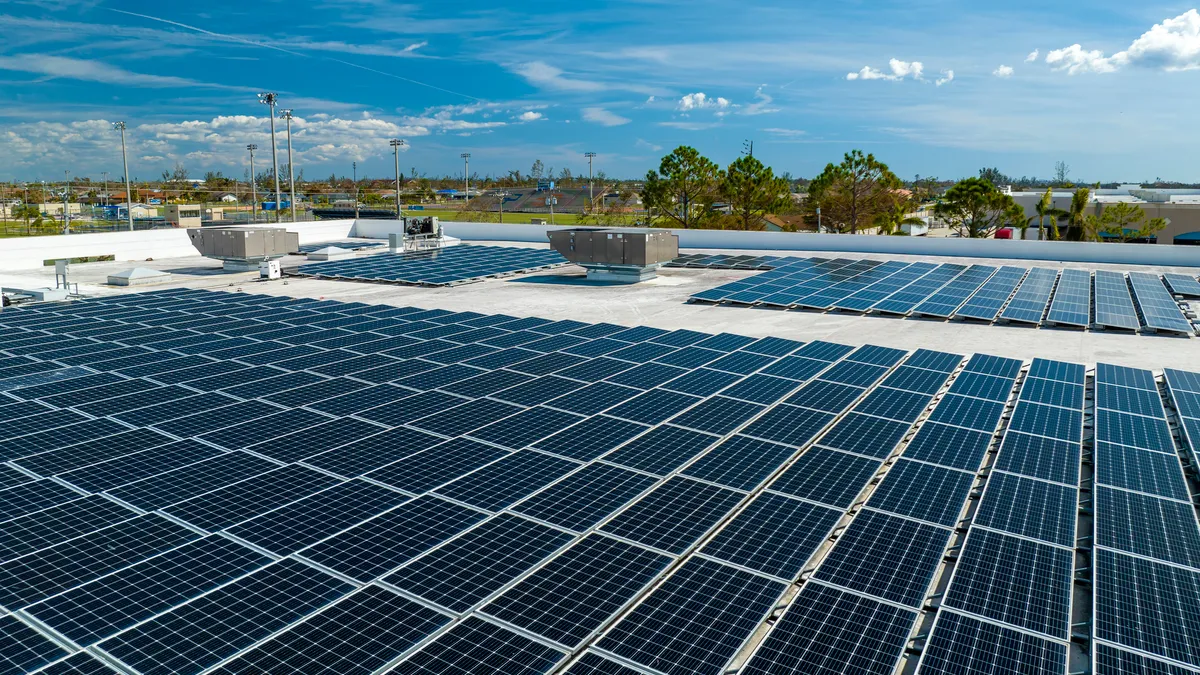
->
<box><xmin>1060</xmin><ymin>188</ymin><xmax>1091</xmax><ymax>241</ymax></box>
<box><xmin>875</xmin><ymin>199</ymin><xmax>925</xmax><ymax>235</ymax></box>
<box><xmin>1034</xmin><ymin>188</ymin><xmax>1067</xmax><ymax>240</ymax></box>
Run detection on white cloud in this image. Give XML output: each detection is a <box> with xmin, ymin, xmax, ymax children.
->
<box><xmin>1025</xmin><ymin>49</ymin><xmax>1040</xmax><ymax>62</ymax></box>
<box><xmin>512</xmin><ymin>61</ymin><xmax>606</xmax><ymax>92</ymax></box>
<box><xmin>847</xmin><ymin>58</ymin><xmax>925</xmax><ymax>81</ymax></box>
<box><xmin>993</xmin><ymin>65</ymin><xmax>1014</xmax><ymax>78</ymax></box>
<box><xmin>677</xmin><ymin>92</ymin><xmax>730</xmax><ymax>112</ymax></box>
<box><xmin>517</xmin><ymin>111</ymin><xmax>544</xmax><ymax>122</ymax></box>
<box><xmin>581</xmin><ymin>107</ymin><xmax>631</xmax><ymax>126</ymax></box>
<box><xmin>936</xmin><ymin>70</ymin><xmax>955</xmax><ymax>86</ymax></box>
<box><xmin>659</xmin><ymin>121</ymin><xmax>719</xmax><ymax>131</ymax></box>
<box><xmin>0</xmin><ymin>54</ymin><xmax>236</xmax><ymax>89</ymax></box>
<box><xmin>403</xmin><ymin>41</ymin><xmax>427</xmax><ymax>53</ymax></box>
<box><xmin>1048</xmin><ymin>9</ymin><xmax>1200</xmax><ymax>74</ymax></box>
<box><xmin>635</xmin><ymin>138</ymin><xmax>663</xmax><ymax>152</ymax></box>
<box><xmin>740</xmin><ymin>87</ymin><xmax>780</xmax><ymax>115</ymax></box>
<box><xmin>762</xmin><ymin>128</ymin><xmax>806</xmax><ymax>137</ymax></box>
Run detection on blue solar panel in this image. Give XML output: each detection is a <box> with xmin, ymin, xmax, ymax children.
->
<box><xmin>866</xmin><ymin>460</ymin><xmax>975</xmax><ymax>526</ymax></box>
<box><xmin>1045</xmin><ymin>268</ymin><xmax>1092</xmax><ymax>327</ymax></box>
<box><xmin>1129</xmin><ymin>272</ymin><xmax>1194</xmax><ymax>334</ymax></box>
<box><xmin>974</xmin><ymin>471</ymin><xmax>1077</xmax><ymax>546</ymax></box>
<box><xmin>1094</xmin><ymin>270</ymin><xmax>1142</xmax><ymax>331</ymax></box>
<box><xmin>920</xmin><ymin>611</ymin><xmax>1067</xmax><ymax>675</ymax></box>
<box><xmin>1000</xmin><ymin>267</ymin><xmax>1057</xmax><ymax>324</ymax></box>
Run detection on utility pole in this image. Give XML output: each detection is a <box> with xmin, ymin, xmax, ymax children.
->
<box><xmin>496</xmin><ymin>191</ymin><xmax>509</xmax><ymax>223</ymax></box>
<box><xmin>390</xmin><ymin>139</ymin><xmax>406</xmax><ymax>219</ymax></box>
<box><xmin>743</xmin><ymin>139</ymin><xmax>754</xmax><ymax>158</ymax></box>
<box><xmin>584</xmin><ymin>152</ymin><xmax>597</xmax><ymax>210</ymax></box>
<box><xmin>279</xmin><ymin>109</ymin><xmax>297</xmax><ymax>222</ymax></box>
<box><xmin>258</xmin><ymin>92</ymin><xmax>282</xmax><ymax>223</ymax></box>
<box><xmin>460</xmin><ymin>153</ymin><xmax>471</xmax><ymax>206</ymax></box>
<box><xmin>353</xmin><ymin>161</ymin><xmax>359</xmax><ymax>219</ymax></box>
<box><xmin>62</xmin><ymin>170</ymin><xmax>70</xmax><ymax>234</ymax></box>
<box><xmin>247</xmin><ymin>144</ymin><xmax>258</xmax><ymax>223</ymax></box>
<box><xmin>101</xmin><ymin>171</ymin><xmax>109</xmax><ymax>207</ymax></box>
<box><xmin>114</xmin><ymin>121</ymin><xmax>134</xmax><ymax>231</ymax></box>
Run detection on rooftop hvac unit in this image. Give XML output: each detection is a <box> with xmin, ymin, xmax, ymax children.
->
<box><xmin>547</xmin><ymin>228</ymin><xmax>679</xmax><ymax>283</ymax></box>
<box><xmin>187</xmin><ymin>226</ymin><xmax>300</xmax><ymax>271</ymax></box>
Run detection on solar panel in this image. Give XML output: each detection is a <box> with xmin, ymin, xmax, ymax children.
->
<box><xmin>913</xmin><ymin>265</ymin><xmax>997</xmax><ymax>318</ymax></box>
<box><xmin>1094</xmin><ymin>548</ymin><xmax>1200</xmax><ymax>668</ymax></box>
<box><xmin>296</xmin><ymin>244</ymin><xmax>568</xmax><ymax>286</ymax></box>
<box><xmin>928</xmin><ymin>394</ymin><xmax>1007</xmax><ymax>431</ymax></box>
<box><xmin>599</xmin><ymin>477</ymin><xmax>744</xmax><ymax>553</ymax></box>
<box><xmin>385</xmin><ymin>514</ymin><xmax>573</xmax><ymax>612</ymax></box>
<box><xmin>434</xmin><ymin>451</ymin><xmax>580</xmax><ymax>511</ymax></box>
<box><xmin>26</xmin><ymin>536</ymin><xmax>270</xmax><ymax>646</ymax></box>
<box><xmin>1129</xmin><ymin>272</ymin><xmax>1194</xmax><ymax>334</ymax></box>
<box><xmin>769</xmin><ymin>446</ymin><xmax>880</xmax><ymax>507</ymax></box>
<box><xmin>903</xmin><ymin>422</ymin><xmax>993</xmax><ymax>471</ymax></box>
<box><xmin>866</xmin><ymin>460</ymin><xmax>975</xmax><ymax>526</ymax></box>
<box><xmin>603</xmin><ymin>425</ymin><xmax>720</xmax><ymax>475</ymax></box>
<box><xmin>1094</xmin><ymin>643</ymin><xmax>1200</xmax><ymax>675</ymax></box>
<box><xmin>298</xmin><ymin>495</ymin><xmax>487</xmax><ymax>582</ymax></box>
<box><xmin>1164</xmin><ymin>273</ymin><xmax>1200</xmax><ymax>298</ymax></box>
<box><xmin>740</xmin><ymin>404</ymin><xmax>835</xmax><ymax>447</ymax></box>
<box><xmin>1094</xmin><ymin>441</ymin><xmax>1190</xmax><ymax>501</ymax></box>
<box><xmin>532</xmin><ymin>415</ymin><xmax>649</xmax><ymax>461</ymax></box>
<box><xmin>816</xmin><ymin>412</ymin><xmax>912</xmax><ymax>457</ymax></box>
<box><xmin>1094</xmin><ymin>270</ymin><xmax>1143</xmax><ymax>331</ymax></box>
<box><xmin>512</xmin><ymin>463</ymin><xmax>657</xmax><ymax>531</ymax></box>
<box><xmin>681</xmin><ymin>434</ymin><xmax>798</xmax><ymax>490</ymax></box>
<box><xmin>0</xmin><ymin>614</ymin><xmax>67</xmax><ymax>674</ymax></box>
<box><xmin>701</xmin><ymin>491</ymin><xmax>841</xmax><ymax>578</ymax></box>
<box><xmin>481</xmin><ymin>534</ymin><xmax>673</xmax><ymax>647</ymax></box>
<box><xmin>944</xmin><ymin>528</ymin><xmax>1073</xmax><ymax>638</ymax></box>
<box><xmin>1000</xmin><ymin>267</ymin><xmax>1058</xmax><ymax>324</ymax></box>
<box><xmin>1095</xmin><ymin>486</ymin><xmax>1200</xmax><ymax>568</ymax></box>
<box><xmin>1006</xmin><ymin>402</ymin><xmax>1083</xmax><ymax>442</ymax></box>
<box><xmin>597</xmin><ymin>557</ymin><xmax>787</xmax><ymax>675</ymax></box>
<box><xmin>974</xmin><ymin>472</ymin><xmax>1077</xmax><ymax>546</ymax></box>
<box><xmin>1019</xmin><ymin>376</ymin><xmax>1086</xmax><ymax>409</ymax></box>
<box><xmin>919</xmin><ymin>611</ymin><xmax>1067</xmax><ymax>675</ymax></box>
<box><xmin>390</xmin><ymin>616</ymin><xmax>565</xmax><ymax>674</ymax></box>
<box><xmin>741</xmin><ymin>581</ymin><xmax>916</xmax><ymax>675</ymax></box>
<box><xmin>784</xmin><ymin>379</ymin><xmax>865</xmax><ymax>413</ymax></box>
<box><xmin>813</xmin><ymin>509</ymin><xmax>952</xmax><ymax>607</ymax></box>
<box><xmin>97</xmin><ymin>558</ymin><xmax>353</xmax><ymax>675</ymax></box>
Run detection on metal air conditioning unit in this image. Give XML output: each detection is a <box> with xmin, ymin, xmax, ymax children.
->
<box><xmin>547</xmin><ymin>228</ymin><xmax>679</xmax><ymax>283</ymax></box>
<box><xmin>188</xmin><ymin>226</ymin><xmax>300</xmax><ymax>271</ymax></box>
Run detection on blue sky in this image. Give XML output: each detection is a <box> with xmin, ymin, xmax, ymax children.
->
<box><xmin>2</xmin><ymin>0</ymin><xmax>1200</xmax><ymax>183</ymax></box>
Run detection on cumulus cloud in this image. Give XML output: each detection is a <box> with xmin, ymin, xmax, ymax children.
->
<box><xmin>936</xmin><ymin>70</ymin><xmax>955</xmax><ymax>86</ymax></box>
<box><xmin>677</xmin><ymin>92</ymin><xmax>730</xmax><ymax>112</ymax></box>
<box><xmin>517</xmin><ymin>111</ymin><xmax>544</xmax><ymax>122</ymax></box>
<box><xmin>1047</xmin><ymin>9</ymin><xmax>1200</xmax><ymax>74</ymax></box>
<box><xmin>993</xmin><ymin>65</ymin><xmax>1014</xmax><ymax>78</ymax></box>
<box><xmin>847</xmin><ymin>59</ymin><xmax>924</xmax><ymax>81</ymax></box>
<box><xmin>1025</xmin><ymin>49</ymin><xmax>1040</xmax><ymax>62</ymax></box>
<box><xmin>0</xmin><ymin>108</ymin><xmax>503</xmax><ymax>174</ymax></box>
<box><xmin>581</xmin><ymin>107</ymin><xmax>631</xmax><ymax>126</ymax></box>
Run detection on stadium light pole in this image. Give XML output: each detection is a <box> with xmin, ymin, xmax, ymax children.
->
<box><xmin>100</xmin><ymin>171</ymin><xmax>109</xmax><ymax>208</ymax></box>
<box><xmin>279</xmin><ymin>109</ymin><xmax>297</xmax><ymax>222</ymax></box>
<box><xmin>391</xmin><ymin>139</ymin><xmax>406</xmax><ymax>219</ymax></box>
<box><xmin>114</xmin><ymin>121</ymin><xmax>134</xmax><ymax>231</ymax></box>
<box><xmin>258</xmin><ymin>92</ymin><xmax>282</xmax><ymax>223</ymax></box>
<box><xmin>460</xmin><ymin>153</ymin><xmax>471</xmax><ymax>205</ymax></box>
<box><xmin>247</xmin><ymin>144</ymin><xmax>258</xmax><ymax>223</ymax></box>
<box><xmin>584</xmin><ymin>152</ymin><xmax>597</xmax><ymax>208</ymax></box>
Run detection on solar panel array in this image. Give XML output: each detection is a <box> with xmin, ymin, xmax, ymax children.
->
<box><xmin>294</xmin><ymin>240</ymin><xmax>387</xmax><ymax>254</ymax></box>
<box><xmin>686</xmin><ymin>255</ymin><xmax>1197</xmax><ymax>336</ymax></box>
<box><xmin>1092</xmin><ymin>363</ymin><xmax>1200</xmax><ymax>674</ymax></box>
<box><xmin>294</xmin><ymin>244</ymin><xmax>568</xmax><ymax>286</ymax></box>
<box><xmin>0</xmin><ymin>289</ymin><xmax>1197</xmax><ymax>675</ymax></box>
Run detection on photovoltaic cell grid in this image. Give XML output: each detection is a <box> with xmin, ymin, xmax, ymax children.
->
<box><xmin>686</xmin><ymin>254</ymin><xmax>1195</xmax><ymax>336</ymax></box>
<box><xmin>0</xmin><ymin>288</ymin><xmax>1190</xmax><ymax>675</ymax></box>
<box><xmin>294</xmin><ymin>244</ymin><xmax>569</xmax><ymax>286</ymax></box>
<box><xmin>1093</xmin><ymin>361</ymin><xmax>1200</xmax><ymax>673</ymax></box>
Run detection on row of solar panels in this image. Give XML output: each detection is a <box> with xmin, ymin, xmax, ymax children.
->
<box><xmin>0</xmin><ymin>289</ymin><xmax>1198</xmax><ymax>675</ymax></box>
<box><xmin>294</xmin><ymin>244</ymin><xmax>569</xmax><ymax>286</ymax></box>
<box><xmin>687</xmin><ymin>255</ymin><xmax>1200</xmax><ymax>335</ymax></box>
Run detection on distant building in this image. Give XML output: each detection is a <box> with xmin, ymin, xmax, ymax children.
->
<box><xmin>165</xmin><ymin>204</ymin><xmax>202</xmax><ymax>228</ymax></box>
<box><xmin>1010</xmin><ymin>189</ymin><xmax>1200</xmax><ymax>244</ymax></box>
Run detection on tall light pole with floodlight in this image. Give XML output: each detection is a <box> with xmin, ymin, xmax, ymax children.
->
<box><xmin>62</xmin><ymin>170</ymin><xmax>70</xmax><ymax>234</ymax></box>
<box><xmin>352</xmin><ymin>161</ymin><xmax>359</xmax><ymax>219</ymax></box>
<box><xmin>279</xmin><ymin>109</ymin><xmax>297</xmax><ymax>222</ymax></box>
<box><xmin>460</xmin><ymin>153</ymin><xmax>471</xmax><ymax>205</ymax></box>
<box><xmin>390</xmin><ymin>139</ymin><xmax>406</xmax><ymax>219</ymax></box>
<box><xmin>584</xmin><ymin>152</ymin><xmax>597</xmax><ymax>208</ymax></box>
<box><xmin>247</xmin><ymin>144</ymin><xmax>258</xmax><ymax>223</ymax></box>
<box><xmin>258</xmin><ymin>92</ymin><xmax>283</xmax><ymax>223</ymax></box>
<box><xmin>114</xmin><ymin>121</ymin><xmax>134</xmax><ymax>231</ymax></box>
